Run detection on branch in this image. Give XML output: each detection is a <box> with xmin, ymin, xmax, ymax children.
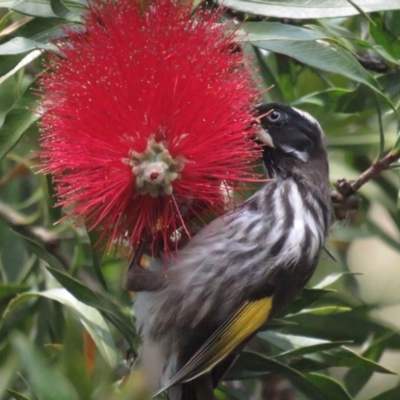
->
<box><xmin>331</xmin><ymin>150</ymin><xmax>400</xmax><ymax>220</ymax></box>
<box><xmin>350</xmin><ymin>151</ymin><xmax>399</xmax><ymax>192</ymax></box>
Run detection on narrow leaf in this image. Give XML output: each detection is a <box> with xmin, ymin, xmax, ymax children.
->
<box><xmin>218</xmin><ymin>385</ymin><xmax>250</xmax><ymax>400</ymax></box>
<box><xmin>257</xmin><ymin>331</ymin><xmax>351</xmax><ymax>358</ymax></box>
<box><xmin>303</xmin><ymin>373</ymin><xmax>353</xmax><ymax>400</ymax></box>
<box><xmin>50</xmin><ymin>0</ymin><xmax>83</xmax><ymax>21</ymax></box>
<box><xmin>0</xmin><ymin>82</ymin><xmax>39</xmax><ymax>160</ymax></box>
<box><xmin>13</xmin><ymin>233</ymin><xmax>136</xmax><ymax>347</ymax></box>
<box><xmin>10</xmin><ymin>0</ymin><xmax>57</xmax><ymax>18</ymax></box>
<box><xmin>18</xmin><ymin>233</ymin><xmax>66</xmax><ymax>271</ymax></box>
<box><xmin>344</xmin><ymin>335</ymin><xmax>393</xmax><ymax>396</ymax></box>
<box><xmin>4</xmin><ymin>289</ymin><xmax>118</xmax><ymax>366</ymax></box>
<box><xmin>282</xmin><ymin>287</ymin><xmax>335</xmax><ymax>316</ymax></box>
<box><xmin>241</xmin><ymin>21</ymin><xmax>327</xmax><ymax>41</ymax></box>
<box><xmin>88</xmin><ymin>230</ymin><xmax>108</xmax><ymax>291</ymax></box>
<box><xmin>251</xmin><ymin>40</ymin><xmax>382</xmax><ymax>96</ymax></box>
<box><xmin>46</xmin><ymin>266</ymin><xmax>137</xmax><ymax>347</ymax></box>
<box><xmin>0</xmin><ymin>49</ymin><xmax>41</xmax><ymax>84</ymax></box>
<box><xmin>219</xmin><ymin>0</ymin><xmax>400</xmax><ymax>19</ymax></box>
<box><xmin>5</xmin><ymin>389</ymin><xmax>30</xmax><ymax>400</ymax></box>
<box><xmin>227</xmin><ymin>351</ymin><xmax>305</xmax><ymax>381</ymax></box>
<box><xmin>306</xmin><ymin>347</ymin><xmax>394</xmax><ymax>374</ymax></box>
<box><xmin>370</xmin><ymin>384</ymin><xmax>400</xmax><ymax>400</ymax></box>
<box><xmin>0</xmin><ymin>37</ymin><xmax>56</xmax><ymax>55</ymax></box>
<box><xmin>12</xmin><ymin>333</ymin><xmax>79</xmax><ymax>400</ymax></box>
<box><xmin>0</xmin><ymin>284</ymin><xmax>29</xmax><ymax>299</ymax></box>
<box><xmin>313</xmin><ymin>272</ymin><xmax>358</xmax><ymax>289</ymax></box>
<box><xmin>289</xmin><ymin>306</ymin><xmax>352</xmax><ymax>316</ymax></box>
<box><xmin>228</xmin><ymin>351</ymin><xmax>353</xmax><ymax>400</ymax></box>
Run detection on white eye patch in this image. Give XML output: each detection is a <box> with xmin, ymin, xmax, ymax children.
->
<box><xmin>280</xmin><ymin>145</ymin><xmax>309</xmax><ymax>162</ymax></box>
<box><xmin>293</xmin><ymin>107</ymin><xmax>323</xmax><ymax>135</ymax></box>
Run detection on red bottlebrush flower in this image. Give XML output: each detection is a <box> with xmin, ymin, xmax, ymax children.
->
<box><xmin>39</xmin><ymin>0</ymin><xmax>260</xmax><ymax>253</ymax></box>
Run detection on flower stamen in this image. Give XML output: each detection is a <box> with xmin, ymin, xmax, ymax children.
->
<box><xmin>125</xmin><ymin>135</ymin><xmax>185</xmax><ymax>198</ymax></box>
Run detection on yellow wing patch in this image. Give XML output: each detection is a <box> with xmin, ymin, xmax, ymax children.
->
<box><xmin>152</xmin><ymin>296</ymin><xmax>273</xmax><ymax>398</ymax></box>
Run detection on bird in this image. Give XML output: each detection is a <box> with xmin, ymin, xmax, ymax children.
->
<box><xmin>130</xmin><ymin>103</ymin><xmax>331</xmax><ymax>400</ymax></box>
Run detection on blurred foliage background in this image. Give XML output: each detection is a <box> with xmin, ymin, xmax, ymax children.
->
<box><xmin>1</xmin><ymin>0</ymin><xmax>400</xmax><ymax>399</ymax></box>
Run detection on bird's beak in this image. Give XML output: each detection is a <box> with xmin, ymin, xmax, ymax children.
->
<box><xmin>257</xmin><ymin>128</ymin><xmax>275</xmax><ymax>148</ymax></box>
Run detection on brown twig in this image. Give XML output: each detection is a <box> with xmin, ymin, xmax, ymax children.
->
<box><xmin>350</xmin><ymin>151</ymin><xmax>399</xmax><ymax>191</ymax></box>
<box><xmin>331</xmin><ymin>150</ymin><xmax>400</xmax><ymax>220</ymax></box>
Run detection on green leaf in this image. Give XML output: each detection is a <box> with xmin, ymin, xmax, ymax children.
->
<box><xmin>0</xmin><ymin>284</ymin><xmax>29</xmax><ymax>300</ymax></box>
<box><xmin>18</xmin><ymin>234</ymin><xmax>66</xmax><ymax>271</ymax></box>
<box><xmin>218</xmin><ymin>385</ymin><xmax>250</xmax><ymax>400</ymax></box>
<box><xmin>262</xmin><ymin>318</ymin><xmax>298</xmax><ymax>329</ymax></box>
<box><xmin>0</xmin><ymin>10</ymin><xmax>13</xmax><ymax>32</ymax></box>
<box><xmin>344</xmin><ymin>335</ymin><xmax>392</xmax><ymax>396</ymax></box>
<box><xmin>8</xmin><ymin>0</ymin><xmax>85</xmax><ymax>20</ymax></box>
<box><xmin>392</xmin><ymin>128</ymin><xmax>400</xmax><ymax>153</ymax></box>
<box><xmin>313</xmin><ymin>272</ymin><xmax>359</xmax><ymax>289</ymax></box>
<box><xmin>9</xmin><ymin>0</ymin><xmax>57</xmax><ymax>18</ymax></box>
<box><xmin>370</xmin><ymin>13</ymin><xmax>400</xmax><ymax>60</ymax></box>
<box><xmin>5</xmin><ymin>388</ymin><xmax>30</xmax><ymax>400</ymax></box>
<box><xmin>219</xmin><ymin>0</ymin><xmax>400</xmax><ymax>19</ymax></box>
<box><xmin>88</xmin><ymin>230</ymin><xmax>108</xmax><ymax>291</ymax></box>
<box><xmin>253</xmin><ymin>46</ymin><xmax>285</xmax><ymax>102</ymax></box>
<box><xmin>12</xmin><ymin>333</ymin><xmax>79</xmax><ymax>400</ymax></box>
<box><xmin>251</xmin><ymin>40</ymin><xmax>383</xmax><ymax>96</ymax></box>
<box><xmin>14</xmin><ymin>233</ymin><xmax>137</xmax><ymax>347</ymax></box>
<box><xmin>385</xmin><ymin>10</ymin><xmax>400</xmax><ymax>37</ymax></box>
<box><xmin>0</xmin><ymin>1</ymin><xmax>16</xmax><ymax>7</ymax></box>
<box><xmin>227</xmin><ymin>351</ymin><xmax>305</xmax><ymax>381</ymax></box>
<box><xmin>282</xmin><ymin>287</ymin><xmax>335</xmax><ymax>316</ymax></box>
<box><xmin>398</xmin><ymin>173</ymin><xmax>400</xmax><ymax>214</ymax></box>
<box><xmin>303</xmin><ymin>373</ymin><xmax>353</xmax><ymax>400</ymax></box>
<box><xmin>0</xmin><ymin>50</ymin><xmax>41</xmax><ymax>84</ymax></box>
<box><xmin>258</xmin><ymin>331</ymin><xmax>351</xmax><ymax>358</ymax></box>
<box><xmin>228</xmin><ymin>351</ymin><xmax>354</xmax><ymax>400</ymax></box>
<box><xmin>282</xmin><ymin>302</ymin><xmax>400</xmax><ymax>349</ymax></box>
<box><xmin>46</xmin><ymin>266</ymin><xmax>137</xmax><ymax>348</ymax></box>
<box><xmin>0</xmin><ymin>82</ymin><xmax>39</xmax><ymax>160</ymax></box>
<box><xmin>319</xmin><ymin>71</ymin><xmax>400</xmax><ymax>113</ymax></box>
<box><xmin>3</xmin><ymin>288</ymin><xmax>118</xmax><ymax>366</ymax></box>
<box><xmin>303</xmin><ymin>347</ymin><xmax>394</xmax><ymax>374</ymax></box>
<box><xmin>0</xmin><ymin>37</ymin><xmax>56</xmax><ymax>55</ymax></box>
<box><xmin>49</xmin><ymin>0</ymin><xmax>84</xmax><ymax>22</ymax></box>
<box><xmin>380</xmin><ymin>71</ymin><xmax>400</xmax><ymax>100</ymax></box>
<box><xmin>0</xmin><ymin>17</ymin><xmax>68</xmax><ymax>43</ymax></box>
<box><xmin>293</xmin><ymin>88</ymin><xmax>353</xmax><ymax>111</ymax></box>
<box><xmin>289</xmin><ymin>306</ymin><xmax>352</xmax><ymax>316</ymax></box>
<box><xmin>370</xmin><ymin>384</ymin><xmax>400</xmax><ymax>400</ymax></box>
<box><xmin>0</xmin><ymin>353</ymin><xmax>18</xmax><ymax>397</ymax></box>
<box><xmin>241</xmin><ymin>22</ymin><xmax>327</xmax><ymax>41</ymax></box>
<box><xmin>366</xmin><ymin>218</ymin><xmax>400</xmax><ymax>253</ymax></box>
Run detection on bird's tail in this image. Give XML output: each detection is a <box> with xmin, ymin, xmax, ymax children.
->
<box><xmin>180</xmin><ymin>383</ymin><xmax>198</xmax><ymax>400</ymax></box>
<box><xmin>165</xmin><ymin>383</ymin><xmax>196</xmax><ymax>400</ymax></box>
<box><xmin>165</xmin><ymin>376</ymin><xmax>216</xmax><ymax>400</ymax></box>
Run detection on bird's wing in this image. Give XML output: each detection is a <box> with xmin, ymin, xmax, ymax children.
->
<box><xmin>151</xmin><ymin>296</ymin><xmax>273</xmax><ymax>398</ymax></box>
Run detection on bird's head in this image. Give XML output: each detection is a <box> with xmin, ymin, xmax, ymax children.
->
<box><xmin>255</xmin><ymin>103</ymin><xmax>328</xmax><ymax>181</ymax></box>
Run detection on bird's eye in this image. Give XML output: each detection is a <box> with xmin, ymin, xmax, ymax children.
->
<box><xmin>267</xmin><ymin>110</ymin><xmax>282</xmax><ymax>123</ymax></box>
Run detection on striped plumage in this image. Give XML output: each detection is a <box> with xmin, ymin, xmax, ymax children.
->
<box><xmin>133</xmin><ymin>103</ymin><xmax>331</xmax><ymax>400</ymax></box>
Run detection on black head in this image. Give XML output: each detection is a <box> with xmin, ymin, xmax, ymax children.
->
<box><xmin>255</xmin><ymin>103</ymin><xmax>328</xmax><ymax>180</ymax></box>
